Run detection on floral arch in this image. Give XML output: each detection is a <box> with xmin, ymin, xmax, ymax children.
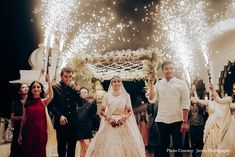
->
<box><xmin>69</xmin><ymin>48</ymin><xmax>163</xmax><ymax>83</ymax></box>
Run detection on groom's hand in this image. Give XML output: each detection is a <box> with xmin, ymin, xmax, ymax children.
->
<box><xmin>147</xmin><ymin>72</ymin><xmax>155</xmax><ymax>83</ymax></box>
<box><xmin>60</xmin><ymin>115</ymin><xmax>68</xmax><ymax>125</ymax></box>
<box><xmin>180</xmin><ymin>122</ymin><xmax>189</xmax><ymax>133</ymax></box>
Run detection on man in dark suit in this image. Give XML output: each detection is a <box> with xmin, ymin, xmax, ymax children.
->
<box><xmin>48</xmin><ymin>67</ymin><xmax>82</xmax><ymax>157</ymax></box>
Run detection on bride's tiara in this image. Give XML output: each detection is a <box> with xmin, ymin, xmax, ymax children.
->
<box><xmin>110</xmin><ymin>76</ymin><xmax>121</xmax><ymax>81</ymax></box>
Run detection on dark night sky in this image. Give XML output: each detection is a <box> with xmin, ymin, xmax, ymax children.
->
<box><xmin>1</xmin><ymin>0</ymin><xmax>38</xmax><ymax>118</ymax></box>
<box><xmin>2</xmin><ymin>0</ymin><xmax>234</xmax><ymax>118</ymax></box>
<box><xmin>1</xmin><ymin>0</ymin><xmax>151</xmax><ymax>118</ymax></box>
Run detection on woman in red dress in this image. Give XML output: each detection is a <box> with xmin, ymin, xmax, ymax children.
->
<box><xmin>18</xmin><ymin>75</ymin><xmax>53</xmax><ymax>157</ymax></box>
<box><xmin>138</xmin><ymin>115</ymin><xmax>149</xmax><ymax>147</ymax></box>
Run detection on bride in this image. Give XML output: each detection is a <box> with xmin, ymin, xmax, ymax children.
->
<box><xmin>85</xmin><ymin>76</ymin><xmax>145</xmax><ymax>157</ymax></box>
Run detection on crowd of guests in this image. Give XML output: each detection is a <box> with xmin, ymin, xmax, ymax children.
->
<box><xmin>8</xmin><ymin>61</ymin><xmax>235</xmax><ymax>157</ymax></box>
<box><xmin>9</xmin><ymin>67</ymin><xmax>99</xmax><ymax>157</ymax></box>
<box><xmin>144</xmin><ymin>61</ymin><xmax>235</xmax><ymax>157</ymax></box>
<box><xmin>9</xmin><ymin>66</ymin><xmax>145</xmax><ymax>157</ymax></box>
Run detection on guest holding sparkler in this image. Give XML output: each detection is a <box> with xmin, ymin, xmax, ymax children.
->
<box><xmin>18</xmin><ymin>74</ymin><xmax>53</xmax><ymax>157</ymax></box>
<box><xmin>191</xmin><ymin>83</ymin><xmax>235</xmax><ymax>157</ymax></box>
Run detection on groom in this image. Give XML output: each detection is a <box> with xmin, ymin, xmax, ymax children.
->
<box><xmin>48</xmin><ymin>66</ymin><xmax>83</xmax><ymax>157</ymax></box>
<box><xmin>148</xmin><ymin>61</ymin><xmax>190</xmax><ymax>157</ymax></box>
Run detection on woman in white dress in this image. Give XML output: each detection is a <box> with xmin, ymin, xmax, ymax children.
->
<box><xmin>191</xmin><ymin>84</ymin><xmax>235</xmax><ymax>157</ymax></box>
<box><xmin>85</xmin><ymin>76</ymin><xmax>145</xmax><ymax>157</ymax></box>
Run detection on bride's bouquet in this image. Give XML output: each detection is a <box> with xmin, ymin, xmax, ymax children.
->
<box><xmin>108</xmin><ymin>116</ymin><xmax>127</xmax><ymax>128</ymax></box>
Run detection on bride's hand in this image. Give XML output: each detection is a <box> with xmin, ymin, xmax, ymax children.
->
<box><xmin>117</xmin><ymin>117</ymin><xmax>126</xmax><ymax>126</ymax></box>
<box><xmin>109</xmin><ymin>118</ymin><xmax>117</xmax><ymax>127</ymax></box>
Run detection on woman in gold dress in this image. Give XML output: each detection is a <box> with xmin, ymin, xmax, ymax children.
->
<box><xmin>191</xmin><ymin>84</ymin><xmax>235</xmax><ymax>157</ymax></box>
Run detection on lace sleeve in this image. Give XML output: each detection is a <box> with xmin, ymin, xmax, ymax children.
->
<box><xmin>214</xmin><ymin>96</ymin><xmax>232</xmax><ymax>105</ymax></box>
<box><xmin>125</xmin><ymin>94</ymin><xmax>133</xmax><ymax>118</ymax></box>
<box><xmin>100</xmin><ymin>93</ymin><xmax>108</xmax><ymax>118</ymax></box>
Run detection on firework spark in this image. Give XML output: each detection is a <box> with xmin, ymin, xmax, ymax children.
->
<box><xmin>152</xmin><ymin>0</ymin><xmax>232</xmax><ymax>83</ymax></box>
<box><xmin>41</xmin><ymin>0</ymin><xmax>81</xmax><ymax>49</ymax></box>
<box><xmin>34</xmin><ymin>0</ymin><xmax>234</xmax><ymax>81</ymax></box>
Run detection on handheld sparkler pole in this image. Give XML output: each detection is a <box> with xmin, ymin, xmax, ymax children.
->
<box><xmin>207</xmin><ymin>63</ymin><xmax>212</xmax><ymax>84</ymax></box>
<box><xmin>46</xmin><ymin>47</ymin><xmax>52</xmax><ymax>82</ymax></box>
<box><xmin>53</xmin><ymin>50</ymin><xmax>61</xmax><ymax>83</ymax></box>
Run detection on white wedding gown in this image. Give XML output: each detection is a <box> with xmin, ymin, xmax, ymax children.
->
<box><xmin>85</xmin><ymin>92</ymin><xmax>145</xmax><ymax>157</ymax></box>
<box><xmin>202</xmin><ymin>97</ymin><xmax>235</xmax><ymax>157</ymax></box>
